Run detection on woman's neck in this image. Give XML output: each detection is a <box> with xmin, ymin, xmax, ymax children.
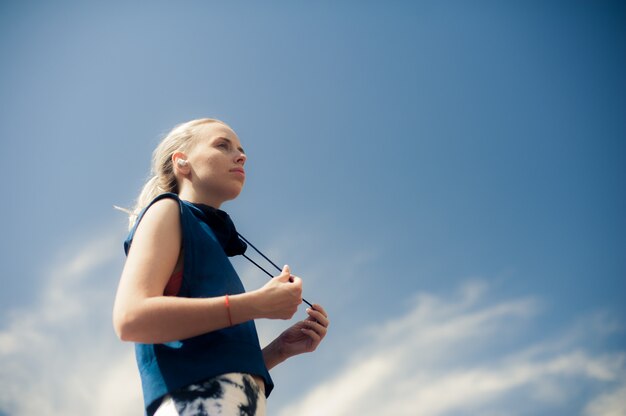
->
<box><xmin>177</xmin><ymin>189</ymin><xmax>223</xmax><ymax>209</ymax></box>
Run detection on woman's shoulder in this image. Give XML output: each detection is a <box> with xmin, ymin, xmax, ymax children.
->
<box><xmin>141</xmin><ymin>195</ymin><xmax>181</xmax><ymax>223</ymax></box>
<box><xmin>131</xmin><ymin>194</ymin><xmax>182</xmax><ymax>236</ymax></box>
<box><xmin>125</xmin><ymin>195</ymin><xmax>183</xmax><ymax>254</ymax></box>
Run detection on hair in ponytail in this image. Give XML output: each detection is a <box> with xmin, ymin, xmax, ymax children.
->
<box><xmin>122</xmin><ymin>118</ymin><xmax>225</xmax><ymax>230</ymax></box>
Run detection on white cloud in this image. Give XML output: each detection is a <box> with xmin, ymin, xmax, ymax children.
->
<box><xmin>277</xmin><ymin>282</ymin><xmax>626</xmax><ymax>416</ymax></box>
<box><xmin>0</xmin><ymin>228</ymin><xmax>143</xmax><ymax>416</ymax></box>
<box><xmin>584</xmin><ymin>383</ymin><xmax>626</xmax><ymax>416</ymax></box>
<box><xmin>2</xmin><ymin>231</ymin><xmax>624</xmax><ymax>416</ymax></box>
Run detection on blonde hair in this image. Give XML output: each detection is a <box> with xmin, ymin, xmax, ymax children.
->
<box><xmin>122</xmin><ymin>118</ymin><xmax>225</xmax><ymax>229</ymax></box>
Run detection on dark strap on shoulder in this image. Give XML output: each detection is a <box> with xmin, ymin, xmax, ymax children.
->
<box><xmin>124</xmin><ymin>193</ymin><xmax>181</xmax><ymax>254</ymax></box>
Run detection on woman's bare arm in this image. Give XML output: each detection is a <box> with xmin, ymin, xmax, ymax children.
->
<box><xmin>112</xmin><ymin>198</ymin><xmax>302</xmax><ymax>344</ymax></box>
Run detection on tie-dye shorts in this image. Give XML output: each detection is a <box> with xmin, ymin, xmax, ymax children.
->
<box><xmin>154</xmin><ymin>373</ymin><xmax>266</xmax><ymax>416</ymax></box>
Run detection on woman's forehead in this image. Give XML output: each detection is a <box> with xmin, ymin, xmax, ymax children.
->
<box><xmin>196</xmin><ymin>122</ymin><xmax>240</xmax><ymax>143</ymax></box>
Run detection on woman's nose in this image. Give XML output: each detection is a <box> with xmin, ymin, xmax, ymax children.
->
<box><xmin>236</xmin><ymin>151</ymin><xmax>247</xmax><ymax>165</ymax></box>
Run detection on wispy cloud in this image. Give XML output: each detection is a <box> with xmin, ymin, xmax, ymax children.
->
<box><xmin>0</xmin><ymin>228</ymin><xmax>143</xmax><ymax>416</ymax></box>
<box><xmin>1</xmin><ymin>232</ymin><xmax>624</xmax><ymax>416</ymax></box>
<box><xmin>277</xmin><ymin>282</ymin><xmax>626</xmax><ymax>416</ymax></box>
<box><xmin>584</xmin><ymin>383</ymin><xmax>626</xmax><ymax>416</ymax></box>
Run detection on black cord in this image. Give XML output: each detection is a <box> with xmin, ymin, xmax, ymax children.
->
<box><xmin>238</xmin><ymin>233</ymin><xmax>313</xmax><ymax>308</ymax></box>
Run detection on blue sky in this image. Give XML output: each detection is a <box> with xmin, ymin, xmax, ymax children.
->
<box><xmin>1</xmin><ymin>1</ymin><xmax>624</xmax><ymax>415</ymax></box>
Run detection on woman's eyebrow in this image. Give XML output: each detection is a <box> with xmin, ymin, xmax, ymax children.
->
<box><xmin>217</xmin><ymin>137</ymin><xmax>245</xmax><ymax>154</ymax></box>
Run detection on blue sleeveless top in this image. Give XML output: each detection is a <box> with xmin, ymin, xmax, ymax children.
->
<box><xmin>123</xmin><ymin>193</ymin><xmax>274</xmax><ymax>415</ymax></box>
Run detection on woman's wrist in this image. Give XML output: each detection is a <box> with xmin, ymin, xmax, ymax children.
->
<box><xmin>262</xmin><ymin>338</ymin><xmax>287</xmax><ymax>370</ymax></box>
<box><xmin>227</xmin><ymin>290</ymin><xmax>263</xmax><ymax>324</ymax></box>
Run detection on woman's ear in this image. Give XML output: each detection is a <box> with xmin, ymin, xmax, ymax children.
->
<box><xmin>172</xmin><ymin>152</ymin><xmax>190</xmax><ymax>175</ymax></box>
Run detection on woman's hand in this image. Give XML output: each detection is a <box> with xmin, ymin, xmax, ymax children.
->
<box><xmin>254</xmin><ymin>265</ymin><xmax>303</xmax><ymax>320</ymax></box>
<box><xmin>263</xmin><ymin>304</ymin><xmax>330</xmax><ymax>369</ymax></box>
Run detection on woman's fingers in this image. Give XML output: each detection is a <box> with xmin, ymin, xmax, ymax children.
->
<box><xmin>276</xmin><ymin>265</ymin><xmax>292</xmax><ymax>282</ymax></box>
<box><xmin>311</xmin><ymin>303</ymin><xmax>328</xmax><ymax>317</ymax></box>
<box><xmin>302</xmin><ymin>319</ymin><xmax>327</xmax><ymax>336</ymax></box>
<box><xmin>300</xmin><ymin>327</ymin><xmax>322</xmax><ymax>345</ymax></box>
<box><xmin>306</xmin><ymin>306</ymin><xmax>330</xmax><ymax>328</ymax></box>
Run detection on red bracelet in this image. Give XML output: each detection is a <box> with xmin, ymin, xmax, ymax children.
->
<box><xmin>225</xmin><ymin>294</ymin><xmax>234</xmax><ymax>327</ymax></box>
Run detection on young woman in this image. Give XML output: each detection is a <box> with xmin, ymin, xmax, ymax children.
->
<box><xmin>113</xmin><ymin>118</ymin><xmax>329</xmax><ymax>416</ymax></box>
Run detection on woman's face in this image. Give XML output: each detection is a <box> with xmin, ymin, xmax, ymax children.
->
<box><xmin>182</xmin><ymin>122</ymin><xmax>247</xmax><ymax>207</ymax></box>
